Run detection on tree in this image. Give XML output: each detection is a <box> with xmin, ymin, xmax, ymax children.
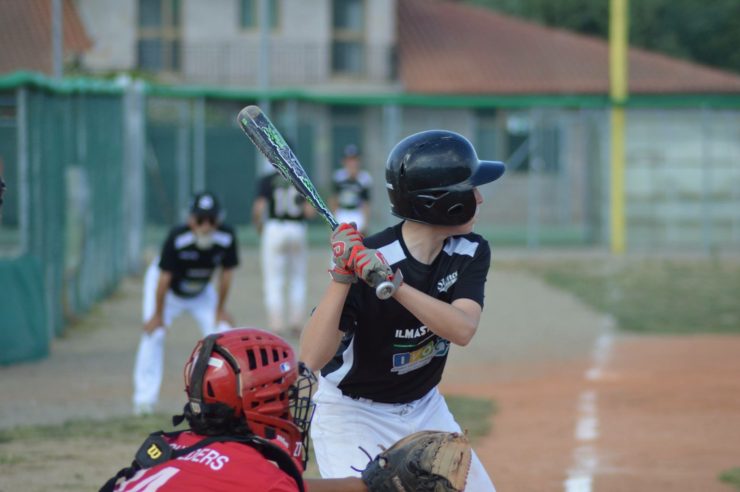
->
<box><xmin>465</xmin><ymin>0</ymin><xmax>740</xmax><ymax>74</ymax></box>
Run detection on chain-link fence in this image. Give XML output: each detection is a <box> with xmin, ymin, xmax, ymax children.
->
<box><xmin>1</xmin><ymin>72</ymin><xmax>739</xmax><ymax>362</ymax></box>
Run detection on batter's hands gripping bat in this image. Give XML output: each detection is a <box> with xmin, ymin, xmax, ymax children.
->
<box><xmin>237</xmin><ymin>105</ymin><xmax>397</xmax><ymax>300</ymax></box>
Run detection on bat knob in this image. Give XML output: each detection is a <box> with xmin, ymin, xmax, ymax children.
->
<box><xmin>373</xmin><ymin>269</ymin><xmax>403</xmax><ymax>300</ymax></box>
<box><xmin>375</xmin><ymin>281</ymin><xmax>396</xmax><ymax>300</ymax></box>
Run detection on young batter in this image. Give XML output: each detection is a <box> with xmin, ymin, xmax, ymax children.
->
<box><xmin>300</xmin><ymin>130</ymin><xmax>505</xmax><ymax>491</ymax></box>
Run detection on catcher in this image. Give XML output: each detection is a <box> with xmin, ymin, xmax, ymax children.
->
<box><xmin>300</xmin><ymin>130</ymin><xmax>504</xmax><ymax>490</ymax></box>
<box><xmin>102</xmin><ymin>328</ymin><xmax>471</xmax><ymax>491</ymax></box>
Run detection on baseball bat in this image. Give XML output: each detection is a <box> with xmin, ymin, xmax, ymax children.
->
<box><xmin>237</xmin><ymin>105</ymin><xmax>397</xmax><ymax>300</ymax></box>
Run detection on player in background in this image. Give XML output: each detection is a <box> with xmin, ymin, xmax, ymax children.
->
<box><xmin>132</xmin><ymin>191</ymin><xmax>239</xmax><ymax>416</ymax></box>
<box><xmin>299</xmin><ymin>130</ymin><xmax>505</xmax><ymax>491</ymax></box>
<box><xmin>104</xmin><ymin>328</ymin><xmax>368</xmax><ymax>492</ymax></box>
<box><xmin>0</xmin><ymin>156</ymin><xmax>6</xmax><ymax>216</ymax></box>
<box><xmin>330</xmin><ymin>144</ymin><xmax>372</xmax><ymax>234</ymax></box>
<box><xmin>252</xmin><ymin>161</ymin><xmax>316</xmax><ymax>338</ymax></box>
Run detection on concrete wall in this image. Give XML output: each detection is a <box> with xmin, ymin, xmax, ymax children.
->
<box><xmin>78</xmin><ymin>0</ymin><xmax>396</xmax><ymax>86</ymax></box>
<box><xmin>77</xmin><ymin>0</ymin><xmax>137</xmax><ymax>71</ymax></box>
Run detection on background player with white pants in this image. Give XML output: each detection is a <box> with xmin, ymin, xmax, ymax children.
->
<box><xmin>300</xmin><ymin>130</ymin><xmax>505</xmax><ymax>491</ymax></box>
<box><xmin>252</xmin><ymin>166</ymin><xmax>315</xmax><ymax>337</ymax></box>
<box><xmin>330</xmin><ymin>144</ymin><xmax>372</xmax><ymax>234</ymax></box>
<box><xmin>133</xmin><ymin>191</ymin><xmax>238</xmax><ymax>415</ymax></box>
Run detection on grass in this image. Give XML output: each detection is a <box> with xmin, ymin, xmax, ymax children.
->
<box><xmin>0</xmin><ymin>395</ymin><xmax>496</xmax><ymax>480</ymax></box>
<box><xmin>0</xmin><ymin>414</ymin><xmax>176</xmax><ymax>444</ymax></box>
<box><xmin>446</xmin><ymin>395</ymin><xmax>497</xmax><ymax>443</ymax></box>
<box><xmin>507</xmin><ymin>258</ymin><xmax>740</xmax><ymax>334</ymax></box>
<box><xmin>720</xmin><ymin>468</ymin><xmax>740</xmax><ymax>491</ymax></box>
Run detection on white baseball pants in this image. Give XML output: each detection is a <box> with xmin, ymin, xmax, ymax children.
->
<box><xmin>310</xmin><ymin>377</ymin><xmax>496</xmax><ymax>491</ymax></box>
<box><xmin>132</xmin><ymin>259</ymin><xmax>227</xmax><ymax>410</ymax></box>
<box><xmin>260</xmin><ymin>220</ymin><xmax>307</xmax><ymax>333</ymax></box>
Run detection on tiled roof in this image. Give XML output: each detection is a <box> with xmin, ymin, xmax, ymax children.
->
<box><xmin>0</xmin><ymin>0</ymin><xmax>91</xmax><ymax>75</ymax></box>
<box><xmin>399</xmin><ymin>0</ymin><xmax>740</xmax><ymax>95</ymax></box>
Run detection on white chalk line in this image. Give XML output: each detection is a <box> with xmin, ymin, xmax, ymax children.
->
<box><xmin>564</xmin><ymin>318</ymin><xmax>615</xmax><ymax>492</ymax></box>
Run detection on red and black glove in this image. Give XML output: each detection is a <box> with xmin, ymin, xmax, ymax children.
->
<box><xmin>329</xmin><ymin>223</ymin><xmax>364</xmax><ymax>284</ymax></box>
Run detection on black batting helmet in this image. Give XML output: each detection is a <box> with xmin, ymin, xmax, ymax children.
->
<box><xmin>385</xmin><ymin>130</ymin><xmax>505</xmax><ymax>226</ymax></box>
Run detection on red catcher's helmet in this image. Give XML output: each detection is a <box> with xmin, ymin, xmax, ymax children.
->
<box><xmin>183</xmin><ymin>328</ymin><xmax>315</xmax><ymax>469</ymax></box>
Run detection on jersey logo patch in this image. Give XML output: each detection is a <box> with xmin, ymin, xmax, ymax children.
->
<box><xmin>179</xmin><ymin>250</ymin><xmax>199</xmax><ymax>260</ymax></box>
<box><xmin>391</xmin><ymin>338</ymin><xmax>450</xmax><ymax>375</ymax></box>
<box><xmin>395</xmin><ymin>325</ymin><xmax>429</xmax><ymax>339</ymax></box>
<box><xmin>436</xmin><ymin>271</ymin><xmax>458</xmax><ymax>293</ymax></box>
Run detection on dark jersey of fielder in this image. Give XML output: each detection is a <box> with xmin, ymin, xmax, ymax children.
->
<box><xmin>258</xmin><ymin>172</ymin><xmax>308</xmax><ymax>221</ymax></box>
<box><xmin>331</xmin><ymin>168</ymin><xmax>372</xmax><ymax>210</ymax></box>
<box><xmin>320</xmin><ymin>222</ymin><xmax>491</xmax><ymax>403</ymax></box>
<box><xmin>158</xmin><ymin>224</ymin><xmax>239</xmax><ymax>298</ymax></box>
<box><xmin>113</xmin><ymin>431</ymin><xmax>301</xmax><ymax>491</ymax></box>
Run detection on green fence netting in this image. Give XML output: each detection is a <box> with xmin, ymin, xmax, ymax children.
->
<box><xmin>0</xmin><ymin>255</ymin><xmax>48</xmax><ymax>365</ymax></box>
<box><xmin>0</xmin><ymin>70</ymin><xmax>738</xmax><ymax>365</ymax></box>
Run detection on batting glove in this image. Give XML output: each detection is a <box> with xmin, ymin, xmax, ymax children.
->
<box><xmin>329</xmin><ymin>264</ymin><xmax>357</xmax><ymax>284</ymax></box>
<box><xmin>355</xmin><ymin>248</ymin><xmax>396</xmax><ymax>289</ymax></box>
<box><xmin>331</xmin><ymin>222</ymin><xmax>364</xmax><ymax>271</ymax></box>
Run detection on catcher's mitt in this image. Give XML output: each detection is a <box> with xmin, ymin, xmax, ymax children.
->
<box><xmin>360</xmin><ymin>430</ymin><xmax>472</xmax><ymax>492</ymax></box>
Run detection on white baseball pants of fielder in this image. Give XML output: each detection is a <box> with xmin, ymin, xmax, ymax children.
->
<box><xmin>132</xmin><ymin>259</ymin><xmax>227</xmax><ymax>411</ymax></box>
<box><xmin>311</xmin><ymin>377</ymin><xmax>496</xmax><ymax>491</ymax></box>
<box><xmin>260</xmin><ymin>220</ymin><xmax>307</xmax><ymax>333</ymax></box>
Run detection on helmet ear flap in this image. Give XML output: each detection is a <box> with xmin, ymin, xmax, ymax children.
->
<box><xmin>186</xmin><ymin>334</ymin><xmax>223</xmax><ymax>416</ymax></box>
<box><xmin>409</xmin><ymin>189</ymin><xmax>476</xmax><ymax>225</ymax></box>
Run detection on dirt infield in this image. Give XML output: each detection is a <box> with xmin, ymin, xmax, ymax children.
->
<box><xmin>1</xmin><ymin>249</ymin><xmax>739</xmax><ymax>491</ymax></box>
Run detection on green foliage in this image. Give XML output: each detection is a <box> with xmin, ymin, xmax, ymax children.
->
<box><xmin>720</xmin><ymin>467</ymin><xmax>740</xmax><ymax>490</ymax></box>
<box><xmin>464</xmin><ymin>0</ymin><xmax>740</xmax><ymax>74</ymax></box>
<box><xmin>513</xmin><ymin>258</ymin><xmax>740</xmax><ymax>334</ymax></box>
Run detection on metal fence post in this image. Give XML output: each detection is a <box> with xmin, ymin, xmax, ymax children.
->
<box><xmin>123</xmin><ymin>80</ymin><xmax>146</xmax><ymax>272</ymax></box>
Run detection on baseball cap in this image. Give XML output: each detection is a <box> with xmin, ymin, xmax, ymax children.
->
<box><xmin>343</xmin><ymin>144</ymin><xmax>360</xmax><ymax>158</ymax></box>
<box><xmin>190</xmin><ymin>191</ymin><xmax>221</xmax><ymax>218</ymax></box>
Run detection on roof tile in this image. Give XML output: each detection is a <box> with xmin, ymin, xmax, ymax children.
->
<box><xmin>0</xmin><ymin>0</ymin><xmax>92</xmax><ymax>75</ymax></box>
<box><xmin>399</xmin><ymin>0</ymin><xmax>740</xmax><ymax>94</ymax></box>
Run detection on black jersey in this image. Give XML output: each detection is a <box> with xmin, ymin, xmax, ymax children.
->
<box><xmin>258</xmin><ymin>172</ymin><xmax>307</xmax><ymax>221</ymax></box>
<box><xmin>321</xmin><ymin>222</ymin><xmax>491</xmax><ymax>403</ymax></box>
<box><xmin>158</xmin><ymin>224</ymin><xmax>239</xmax><ymax>298</ymax></box>
<box><xmin>331</xmin><ymin>169</ymin><xmax>372</xmax><ymax>210</ymax></box>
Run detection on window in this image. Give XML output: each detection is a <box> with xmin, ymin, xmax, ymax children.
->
<box><xmin>137</xmin><ymin>0</ymin><xmax>181</xmax><ymax>72</ymax></box>
<box><xmin>475</xmin><ymin>109</ymin><xmax>499</xmax><ymax>162</ymax></box>
<box><xmin>332</xmin><ymin>0</ymin><xmax>365</xmax><ymax>76</ymax></box>
<box><xmin>239</xmin><ymin>0</ymin><xmax>280</xmax><ymax>30</ymax></box>
<box><xmin>505</xmin><ymin>112</ymin><xmax>561</xmax><ymax>173</ymax></box>
<box><xmin>331</xmin><ymin>106</ymin><xmax>363</xmax><ymax>167</ymax></box>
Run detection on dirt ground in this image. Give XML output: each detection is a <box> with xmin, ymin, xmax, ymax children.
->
<box><xmin>1</xmin><ymin>248</ymin><xmax>739</xmax><ymax>491</ymax></box>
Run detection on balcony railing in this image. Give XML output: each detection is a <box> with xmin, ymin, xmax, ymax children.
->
<box><xmin>138</xmin><ymin>41</ymin><xmax>397</xmax><ymax>87</ymax></box>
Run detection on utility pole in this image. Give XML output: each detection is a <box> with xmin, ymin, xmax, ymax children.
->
<box><xmin>609</xmin><ymin>0</ymin><xmax>628</xmax><ymax>253</ymax></box>
<box><xmin>51</xmin><ymin>0</ymin><xmax>63</xmax><ymax>78</ymax></box>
